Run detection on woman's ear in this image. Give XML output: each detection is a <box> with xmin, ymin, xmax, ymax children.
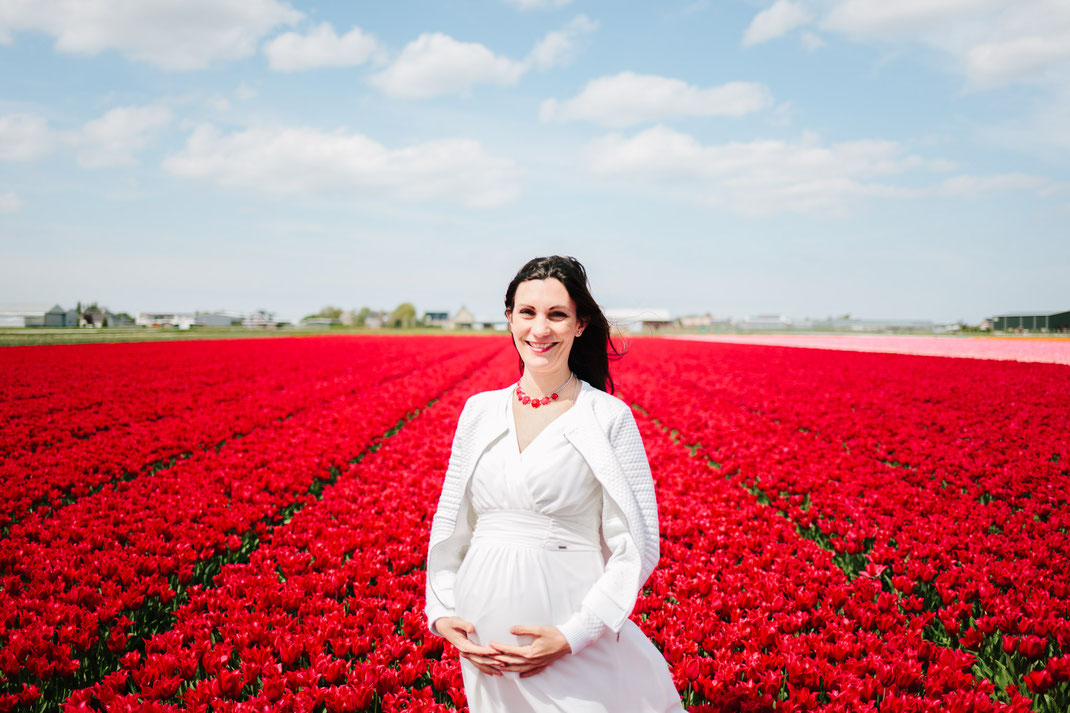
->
<box><xmin>576</xmin><ymin>318</ymin><xmax>588</xmax><ymax>337</ymax></box>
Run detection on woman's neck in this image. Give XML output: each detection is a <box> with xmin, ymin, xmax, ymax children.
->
<box><xmin>521</xmin><ymin>369</ymin><xmax>573</xmax><ymax>397</ymax></box>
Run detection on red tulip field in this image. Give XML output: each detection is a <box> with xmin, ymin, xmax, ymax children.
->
<box><xmin>1</xmin><ymin>335</ymin><xmax>1067</xmax><ymax>712</ymax></box>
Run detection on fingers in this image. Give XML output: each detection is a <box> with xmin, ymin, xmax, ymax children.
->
<box><xmin>466</xmin><ymin>657</ymin><xmax>503</xmax><ymax>677</ymax></box>
<box><xmin>461</xmin><ymin>650</ymin><xmax>506</xmax><ymax>669</ymax></box>
<box><xmin>456</xmin><ymin>640</ymin><xmax>500</xmax><ymax>657</ymax></box>
<box><xmin>440</xmin><ymin>619</ymin><xmax>499</xmax><ymax>657</ymax></box>
<box><xmin>520</xmin><ymin>664</ymin><xmax>550</xmax><ymax>678</ymax></box>
<box><xmin>487</xmin><ymin>651</ymin><xmax>530</xmax><ymax>665</ymax></box>
<box><xmin>487</xmin><ymin>640</ymin><xmax>527</xmax><ymax>656</ymax></box>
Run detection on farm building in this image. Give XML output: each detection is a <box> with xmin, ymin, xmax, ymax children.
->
<box><xmin>423</xmin><ymin>310</ymin><xmax>450</xmax><ymax>327</ymax></box>
<box><xmin>605</xmin><ymin>308</ymin><xmax>673</xmax><ymax>333</ymax></box>
<box><xmin>0</xmin><ymin>302</ymin><xmax>67</xmax><ymax>327</ymax></box>
<box><xmin>450</xmin><ymin>306</ymin><xmax>475</xmax><ymax>330</ymax></box>
<box><xmin>196</xmin><ymin>311</ymin><xmax>244</xmax><ymax>327</ymax></box>
<box><xmin>991</xmin><ymin>310</ymin><xmax>1070</xmax><ymax>333</ymax></box>
<box><xmin>137</xmin><ymin>312</ymin><xmax>196</xmax><ymax>329</ymax></box>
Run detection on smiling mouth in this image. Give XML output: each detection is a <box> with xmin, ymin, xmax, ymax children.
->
<box><xmin>526</xmin><ymin>341</ymin><xmax>557</xmax><ymax>354</ymax></box>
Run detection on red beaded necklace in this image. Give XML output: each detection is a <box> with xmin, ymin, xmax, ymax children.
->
<box><xmin>515</xmin><ymin>372</ymin><xmax>574</xmax><ymax>409</ymax></box>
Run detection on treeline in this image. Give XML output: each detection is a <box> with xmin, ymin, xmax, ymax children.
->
<box><xmin>302</xmin><ymin>303</ymin><xmax>420</xmax><ymax>328</ymax></box>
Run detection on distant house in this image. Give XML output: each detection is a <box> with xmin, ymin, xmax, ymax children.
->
<box><xmin>991</xmin><ymin>310</ymin><xmax>1070</xmax><ymax>333</ymax></box>
<box><xmin>0</xmin><ymin>303</ymin><xmax>67</xmax><ymax>327</ymax></box>
<box><xmin>301</xmin><ymin>317</ymin><xmax>336</xmax><ymax>328</ymax></box>
<box><xmin>242</xmin><ymin>310</ymin><xmax>277</xmax><ymax>329</ymax></box>
<box><xmin>196</xmin><ymin>311</ymin><xmax>244</xmax><ymax>327</ymax></box>
<box><xmin>450</xmin><ymin>306</ymin><xmax>475</xmax><ymax>330</ymax></box>
<box><xmin>678</xmin><ymin>314</ymin><xmax>713</xmax><ymax>328</ymax></box>
<box><xmin>364</xmin><ymin>311</ymin><xmax>389</xmax><ymax>329</ymax></box>
<box><xmin>738</xmin><ymin>314</ymin><xmax>793</xmax><ymax>330</ymax></box>
<box><xmin>137</xmin><ymin>312</ymin><xmax>196</xmax><ymax>330</ymax></box>
<box><xmin>473</xmin><ymin>316</ymin><xmax>507</xmax><ymax>331</ymax></box>
<box><xmin>81</xmin><ymin>307</ymin><xmax>108</xmax><ymax>328</ymax></box>
<box><xmin>605</xmin><ymin>308</ymin><xmax>673</xmax><ymax>333</ymax></box>
<box><xmin>423</xmin><ymin>310</ymin><xmax>450</xmax><ymax>327</ymax></box>
<box><xmin>809</xmin><ymin>317</ymin><xmax>935</xmax><ymax>332</ymax></box>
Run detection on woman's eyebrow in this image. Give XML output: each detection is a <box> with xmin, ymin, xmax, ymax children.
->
<box><xmin>515</xmin><ymin>303</ymin><xmax>570</xmax><ymax>311</ymax></box>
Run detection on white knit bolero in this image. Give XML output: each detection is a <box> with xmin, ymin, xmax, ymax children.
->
<box><xmin>425</xmin><ymin>379</ymin><xmax>661</xmax><ymax>636</ymax></box>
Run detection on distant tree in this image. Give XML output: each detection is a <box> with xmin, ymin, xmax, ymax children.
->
<box><xmin>355</xmin><ymin>307</ymin><xmax>371</xmax><ymax>327</ymax></box>
<box><xmin>302</xmin><ymin>305</ymin><xmax>343</xmax><ymax>322</ymax></box>
<box><xmin>388</xmin><ymin>302</ymin><xmax>417</xmax><ymax>328</ymax></box>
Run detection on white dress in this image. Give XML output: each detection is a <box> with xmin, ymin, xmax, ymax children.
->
<box><xmin>452</xmin><ymin>391</ymin><xmax>683</xmax><ymax>713</ymax></box>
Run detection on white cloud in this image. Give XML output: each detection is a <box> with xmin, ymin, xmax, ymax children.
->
<box><xmin>501</xmin><ymin>0</ymin><xmax>572</xmax><ymax>9</ymax></box>
<box><xmin>983</xmin><ymin>85</ymin><xmax>1070</xmax><ymax>153</ymax></box>
<box><xmin>540</xmin><ymin>72</ymin><xmax>773</xmax><ymax>127</ymax></box>
<box><xmin>821</xmin><ymin>0</ymin><xmax>993</xmax><ymax>39</ymax></box>
<box><xmin>0</xmin><ymin>114</ymin><xmax>53</xmax><ymax>161</ymax></box>
<box><xmin>235</xmin><ymin>83</ymin><xmax>258</xmax><ymax>101</ymax></box>
<box><xmin>163</xmin><ymin>124</ymin><xmax>521</xmax><ymax>207</ymax></box>
<box><xmin>743</xmin><ymin>0</ymin><xmax>811</xmax><ymax>47</ymax></box>
<box><xmin>821</xmin><ymin>0</ymin><xmax>1070</xmax><ymax>88</ymax></box>
<box><xmin>580</xmin><ymin>126</ymin><xmax>955</xmax><ymax>215</ymax></box>
<box><xmin>966</xmin><ymin>38</ymin><xmax>1070</xmax><ymax>87</ymax></box>
<box><xmin>0</xmin><ymin>0</ymin><xmax>302</xmax><ymax>70</ymax></box>
<box><xmin>936</xmin><ymin>172</ymin><xmax>1048</xmax><ymax>197</ymax></box>
<box><xmin>0</xmin><ymin>192</ymin><xmax>23</xmax><ymax>213</ymax></box>
<box><xmin>739</xmin><ymin>1</ymin><xmax>1070</xmax><ymax>88</ymax></box>
<box><xmin>800</xmin><ymin>31</ymin><xmax>826</xmax><ymax>51</ymax></box>
<box><xmin>371</xmin><ymin>16</ymin><xmax>593</xmax><ymax>99</ymax></box>
<box><xmin>370</xmin><ymin>33</ymin><xmax>526</xmax><ymax>98</ymax></box>
<box><xmin>529</xmin><ymin>14</ymin><xmax>598</xmax><ymax>69</ymax></box>
<box><xmin>76</xmin><ymin>106</ymin><xmax>172</xmax><ymax>168</ymax></box>
<box><xmin>264</xmin><ymin>22</ymin><xmax>381</xmax><ymax>71</ymax></box>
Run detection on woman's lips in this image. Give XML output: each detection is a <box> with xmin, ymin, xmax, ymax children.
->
<box><xmin>526</xmin><ymin>341</ymin><xmax>557</xmax><ymax>354</ymax></box>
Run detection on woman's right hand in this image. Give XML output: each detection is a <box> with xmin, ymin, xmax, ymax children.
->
<box><xmin>434</xmin><ymin>617</ymin><xmax>503</xmax><ymax>676</ymax></box>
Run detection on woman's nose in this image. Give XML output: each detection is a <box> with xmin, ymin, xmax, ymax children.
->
<box><xmin>532</xmin><ymin>316</ymin><xmax>552</xmax><ymax>335</ymax></box>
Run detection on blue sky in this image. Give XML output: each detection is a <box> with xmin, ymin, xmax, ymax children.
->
<box><xmin>1</xmin><ymin>0</ymin><xmax>1067</xmax><ymax>323</ymax></box>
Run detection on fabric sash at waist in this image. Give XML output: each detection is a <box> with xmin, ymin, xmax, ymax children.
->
<box><xmin>471</xmin><ymin>510</ymin><xmax>600</xmax><ymax>552</ymax></box>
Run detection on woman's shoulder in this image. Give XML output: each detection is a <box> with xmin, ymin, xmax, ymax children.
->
<box><xmin>579</xmin><ymin>380</ymin><xmax>631</xmax><ymax>420</ymax></box>
<box><xmin>460</xmin><ymin>384</ymin><xmax>513</xmax><ymax>416</ymax></box>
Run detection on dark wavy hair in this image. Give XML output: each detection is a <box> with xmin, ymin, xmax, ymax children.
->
<box><xmin>504</xmin><ymin>255</ymin><xmax>625</xmax><ymax>393</ymax></box>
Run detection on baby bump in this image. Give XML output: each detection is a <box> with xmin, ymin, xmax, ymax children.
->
<box><xmin>454</xmin><ymin>511</ymin><xmax>604</xmax><ymax>649</ymax></box>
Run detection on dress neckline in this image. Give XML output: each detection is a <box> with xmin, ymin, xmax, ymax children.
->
<box><xmin>508</xmin><ymin>379</ymin><xmax>585</xmax><ymax>456</ymax></box>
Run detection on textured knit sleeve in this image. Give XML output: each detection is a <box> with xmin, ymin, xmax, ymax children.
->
<box><xmin>555</xmin><ymin>492</ymin><xmax>640</xmax><ymax>654</ymax></box>
<box><xmin>425</xmin><ymin>400</ymin><xmax>476</xmax><ymax>635</ymax></box>
<box><xmin>557</xmin><ymin>404</ymin><xmax>650</xmax><ymax>654</ymax></box>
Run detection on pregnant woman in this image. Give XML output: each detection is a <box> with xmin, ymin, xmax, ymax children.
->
<box><xmin>425</xmin><ymin>255</ymin><xmax>683</xmax><ymax>712</ymax></box>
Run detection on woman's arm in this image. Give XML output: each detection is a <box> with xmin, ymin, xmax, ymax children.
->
<box><xmin>425</xmin><ymin>398</ymin><xmax>476</xmax><ymax>634</ymax></box>
<box><xmin>556</xmin><ymin>494</ymin><xmax>641</xmax><ymax>654</ymax></box>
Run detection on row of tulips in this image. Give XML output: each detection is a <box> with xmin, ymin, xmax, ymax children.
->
<box><xmin>624</xmin><ymin>401</ymin><xmax>1036</xmax><ymax>713</ymax></box>
<box><xmin>0</xmin><ymin>338</ymin><xmax>472</xmax><ymax>529</ymax></box>
<box><xmin>0</xmin><ymin>338</ymin><xmax>473</xmax><ymax>528</ymax></box>
<box><xmin>656</xmin><ymin>340</ymin><xmax>1069</xmax><ymax>497</ymax></box>
<box><xmin>61</xmin><ymin>349</ymin><xmax>519</xmax><ymax>713</ymax></box>
<box><xmin>618</xmin><ymin>339</ymin><xmax>1070</xmax><ymax>711</ymax></box>
<box><xmin>0</xmin><ymin>338</ymin><xmax>502</xmax><ymax>710</ymax></box>
<box><xmin>1</xmin><ymin>339</ymin><xmax>309</xmax><ymax>456</ymax></box>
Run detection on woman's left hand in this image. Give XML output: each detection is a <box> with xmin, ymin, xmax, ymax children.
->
<box><xmin>488</xmin><ymin>626</ymin><xmax>571</xmax><ymax>678</ymax></box>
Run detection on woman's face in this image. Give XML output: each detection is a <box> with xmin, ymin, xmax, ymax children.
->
<box><xmin>507</xmin><ymin>278</ymin><xmax>586</xmax><ymax>377</ymax></box>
